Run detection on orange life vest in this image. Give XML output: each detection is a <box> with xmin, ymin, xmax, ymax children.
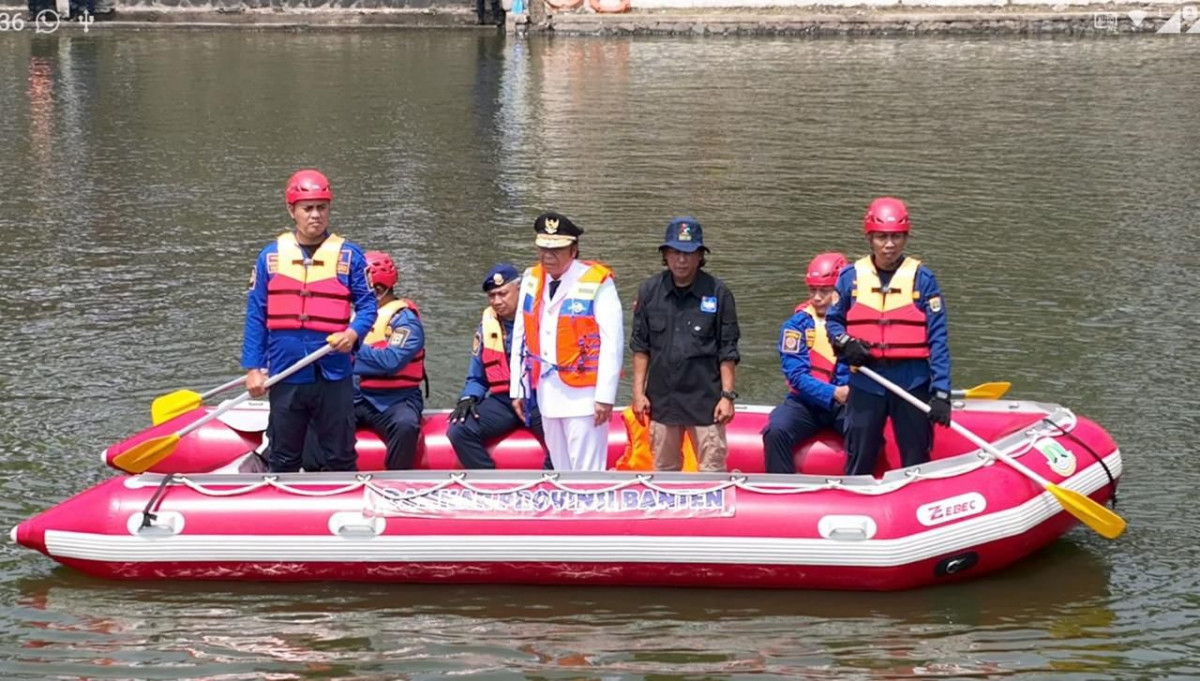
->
<box><xmin>520</xmin><ymin>262</ymin><xmax>613</xmax><ymax>389</ymax></box>
<box><xmin>844</xmin><ymin>256</ymin><xmax>930</xmax><ymax>360</ymax></box>
<box><xmin>794</xmin><ymin>302</ymin><xmax>837</xmax><ymax>384</ymax></box>
<box><xmin>265</xmin><ymin>232</ymin><xmax>353</xmax><ymax>334</ymax></box>
<box><xmin>357</xmin><ymin>299</ymin><xmax>426</xmax><ymax>391</ymax></box>
<box><xmin>614</xmin><ymin>406</ymin><xmax>698</xmax><ymax>472</ymax></box>
<box><xmin>478</xmin><ymin>307</ymin><xmax>511</xmax><ymax>397</ymax></box>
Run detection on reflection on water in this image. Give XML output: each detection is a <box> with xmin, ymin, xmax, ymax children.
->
<box><xmin>0</xmin><ymin>31</ymin><xmax>1197</xmax><ymax>679</ymax></box>
<box><xmin>5</xmin><ymin>543</ymin><xmax>1121</xmax><ymax>678</ymax></box>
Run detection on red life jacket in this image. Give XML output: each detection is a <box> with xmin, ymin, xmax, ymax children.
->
<box><xmin>265</xmin><ymin>232</ymin><xmax>353</xmax><ymax>334</ymax></box>
<box><xmin>478</xmin><ymin>306</ymin><xmax>510</xmax><ymax>396</ymax></box>
<box><xmin>357</xmin><ymin>299</ymin><xmax>426</xmax><ymax>391</ymax></box>
<box><xmin>844</xmin><ymin>256</ymin><xmax>930</xmax><ymax>360</ymax></box>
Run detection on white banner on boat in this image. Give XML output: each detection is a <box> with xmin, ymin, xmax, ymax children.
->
<box><xmin>364</xmin><ymin>483</ymin><xmax>736</xmax><ymax>520</ymax></box>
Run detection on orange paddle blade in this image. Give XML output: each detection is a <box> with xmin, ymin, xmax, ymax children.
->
<box><xmin>1046</xmin><ymin>483</ymin><xmax>1126</xmax><ymax>540</ymax></box>
<box><xmin>962</xmin><ymin>382</ymin><xmax>1012</xmax><ymax>400</ymax></box>
<box><xmin>110</xmin><ymin>434</ymin><xmax>182</xmax><ymax>474</ymax></box>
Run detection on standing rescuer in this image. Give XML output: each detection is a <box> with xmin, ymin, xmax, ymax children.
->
<box><xmin>630</xmin><ymin>217</ymin><xmax>740</xmax><ymax>472</ymax></box>
<box><xmin>242</xmin><ymin>169</ymin><xmax>377</xmax><ymax>473</ymax></box>
<box><xmin>825</xmin><ymin>197</ymin><xmax>952</xmax><ymax>476</ymax></box>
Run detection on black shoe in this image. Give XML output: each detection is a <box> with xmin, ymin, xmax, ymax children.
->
<box><xmin>476</xmin><ymin>13</ymin><xmax>487</xmax><ymax>24</ymax></box>
<box><xmin>494</xmin><ymin>11</ymin><xmax>505</xmax><ymax>25</ymax></box>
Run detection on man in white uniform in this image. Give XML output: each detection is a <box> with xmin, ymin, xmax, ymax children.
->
<box><xmin>510</xmin><ymin>212</ymin><xmax>624</xmax><ymax>471</ymax></box>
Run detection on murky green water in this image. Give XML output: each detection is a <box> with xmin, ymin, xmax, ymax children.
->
<box><xmin>0</xmin><ymin>31</ymin><xmax>1197</xmax><ymax>679</ymax></box>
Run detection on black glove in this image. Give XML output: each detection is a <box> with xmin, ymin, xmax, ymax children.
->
<box><xmin>928</xmin><ymin>391</ymin><xmax>952</xmax><ymax>427</ymax></box>
<box><xmin>835</xmin><ymin>335</ymin><xmax>873</xmax><ymax>367</ymax></box>
<box><xmin>448</xmin><ymin>396</ymin><xmax>480</xmax><ymax>424</ymax></box>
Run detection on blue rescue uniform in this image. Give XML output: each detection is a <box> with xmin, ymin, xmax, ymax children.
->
<box><xmin>354</xmin><ymin>307</ymin><xmax>425</xmax><ymax>470</ymax></box>
<box><xmin>763</xmin><ymin>309</ymin><xmax>850</xmax><ymax>474</ymax></box>
<box><xmin>447</xmin><ymin>316</ymin><xmax>547</xmax><ymax>469</ymax></box>
<box><xmin>825</xmin><ymin>258</ymin><xmax>951</xmax><ymax>475</ymax></box>
<box><xmin>242</xmin><ymin>233</ymin><xmax>377</xmax><ymax>473</ymax></box>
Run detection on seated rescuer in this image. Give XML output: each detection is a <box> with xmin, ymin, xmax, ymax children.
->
<box><xmin>447</xmin><ymin>264</ymin><xmax>548</xmax><ymax>469</ymax></box>
<box><xmin>762</xmin><ymin>252</ymin><xmax>851</xmax><ymax>474</ymax></box>
<box><xmin>826</xmin><ymin>197</ymin><xmax>952</xmax><ymax>476</ymax></box>
<box><xmin>352</xmin><ymin>251</ymin><xmax>427</xmax><ymax>470</ymax></box>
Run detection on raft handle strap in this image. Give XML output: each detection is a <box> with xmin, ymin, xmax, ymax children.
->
<box><xmin>1040</xmin><ymin>417</ymin><xmax>1118</xmax><ymax>509</ymax></box>
<box><xmin>139</xmin><ymin>474</ymin><xmax>178</xmax><ymax>529</ymax></box>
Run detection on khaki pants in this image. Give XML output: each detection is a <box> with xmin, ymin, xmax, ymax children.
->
<box><xmin>650</xmin><ymin>421</ymin><xmax>728</xmax><ymax>472</ymax></box>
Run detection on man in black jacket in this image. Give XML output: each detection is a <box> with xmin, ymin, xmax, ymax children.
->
<box><xmin>629</xmin><ymin>217</ymin><xmax>740</xmax><ymax>472</ymax></box>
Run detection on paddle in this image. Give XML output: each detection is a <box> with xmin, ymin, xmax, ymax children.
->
<box><xmin>113</xmin><ymin>343</ymin><xmax>336</xmax><ymax>474</ymax></box>
<box><xmin>857</xmin><ymin>366</ymin><xmax>1125</xmax><ymax>540</ymax></box>
<box><xmin>950</xmin><ymin>381</ymin><xmax>1011</xmax><ymax>400</ymax></box>
<box><xmin>151</xmin><ymin>376</ymin><xmax>247</xmax><ymax>425</ymax></box>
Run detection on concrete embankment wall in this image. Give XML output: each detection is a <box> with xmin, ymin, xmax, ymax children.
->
<box><xmin>1</xmin><ymin>0</ymin><xmax>1187</xmax><ymax>34</ymax></box>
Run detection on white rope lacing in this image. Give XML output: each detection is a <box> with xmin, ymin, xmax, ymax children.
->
<box><xmin>153</xmin><ymin>410</ymin><xmax>1077</xmax><ymax>501</ymax></box>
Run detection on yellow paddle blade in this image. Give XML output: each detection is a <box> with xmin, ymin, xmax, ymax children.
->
<box><xmin>110</xmin><ymin>434</ymin><xmax>182</xmax><ymax>474</ymax></box>
<box><xmin>1046</xmin><ymin>483</ymin><xmax>1126</xmax><ymax>540</ymax></box>
<box><xmin>962</xmin><ymin>381</ymin><xmax>1012</xmax><ymax>400</ymax></box>
<box><xmin>151</xmin><ymin>390</ymin><xmax>203</xmax><ymax>426</ymax></box>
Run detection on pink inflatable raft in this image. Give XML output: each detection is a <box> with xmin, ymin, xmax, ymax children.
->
<box><xmin>14</xmin><ymin>399</ymin><xmax>1122</xmax><ymax>590</ymax></box>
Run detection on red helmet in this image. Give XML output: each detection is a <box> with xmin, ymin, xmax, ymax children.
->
<box><xmin>863</xmin><ymin>197</ymin><xmax>910</xmax><ymax>234</ymax></box>
<box><xmin>805</xmin><ymin>252</ymin><xmax>847</xmax><ymax>288</ymax></box>
<box><xmin>365</xmin><ymin>251</ymin><xmax>397</xmax><ymax>290</ymax></box>
<box><xmin>285</xmin><ymin>169</ymin><xmax>333</xmax><ymax>205</ymax></box>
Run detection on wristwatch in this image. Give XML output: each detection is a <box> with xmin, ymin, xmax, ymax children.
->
<box><xmin>721</xmin><ymin>390</ymin><xmax>738</xmax><ymax>401</ymax></box>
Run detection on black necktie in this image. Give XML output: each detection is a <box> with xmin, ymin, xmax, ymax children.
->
<box><xmin>548</xmin><ymin>279</ymin><xmax>560</xmax><ymax>300</ymax></box>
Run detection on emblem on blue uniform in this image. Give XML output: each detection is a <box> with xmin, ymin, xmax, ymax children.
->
<box><xmin>782</xmin><ymin>329</ymin><xmax>802</xmax><ymax>354</ymax></box>
<box><xmin>388</xmin><ymin>327</ymin><xmax>411</xmax><ymax>348</ymax></box>
<box><xmin>700</xmin><ymin>296</ymin><xmax>717</xmax><ymax>313</ymax></box>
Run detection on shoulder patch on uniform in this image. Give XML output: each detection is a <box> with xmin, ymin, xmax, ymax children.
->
<box><xmin>928</xmin><ymin>295</ymin><xmax>943</xmax><ymax>313</ymax></box>
<box><xmin>782</xmin><ymin>329</ymin><xmax>803</xmax><ymax>355</ymax></box>
<box><xmin>472</xmin><ymin>330</ymin><xmax>482</xmax><ymax>356</ymax></box>
<box><xmin>805</xmin><ymin>328</ymin><xmax>816</xmax><ymax>348</ymax></box>
<box><xmin>388</xmin><ymin>327</ymin><xmax>411</xmax><ymax>348</ymax></box>
<box><xmin>248</xmin><ymin>267</ymin><xmax>256</xmax><ymax>290</ymax></box>
<box><xmin>364</xmin><ymin>267</ymin><xmax>374</xmax><ymax>290</ymax></box>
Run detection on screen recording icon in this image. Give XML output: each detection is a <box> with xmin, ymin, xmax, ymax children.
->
<box><xmin>1158</xmin><ymin>5</ymin><xmax>1200</xmax><ymax>32</ymax></box>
